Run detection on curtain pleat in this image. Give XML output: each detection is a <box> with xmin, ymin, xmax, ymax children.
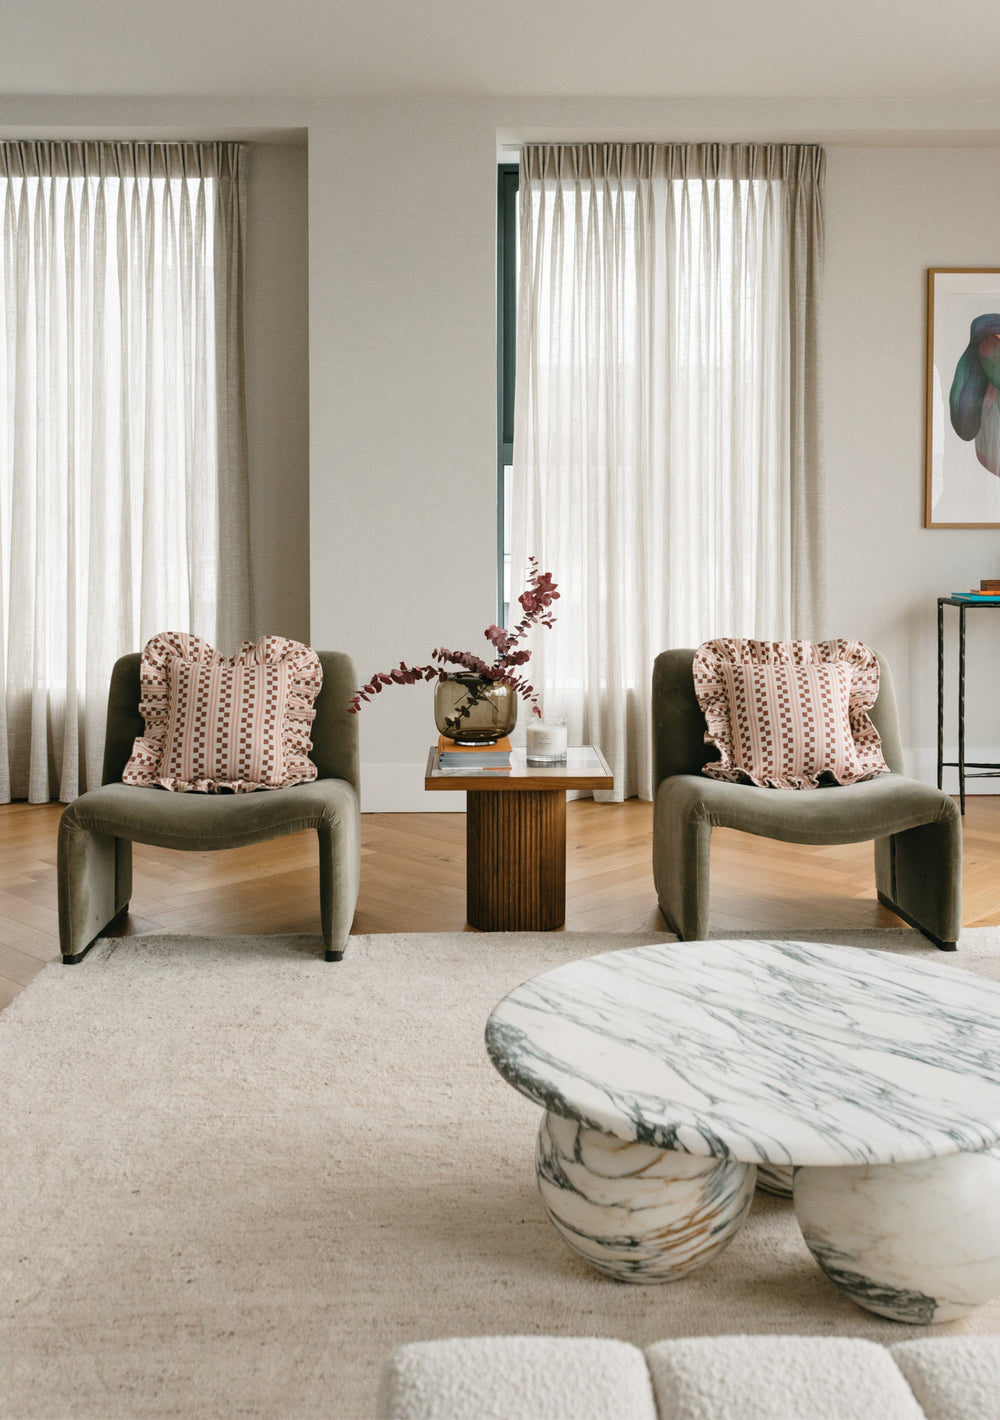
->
<box><xmin>511</xmin><ymin>142</ymin><xmax>825</xmax><ymax>801</ymax></box>
<box><xmin>0</xmin><ymin>141</ymin><xmax>252</xmax><ymax>802</ymax></box>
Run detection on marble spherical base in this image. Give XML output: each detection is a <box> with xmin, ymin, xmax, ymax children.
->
<box><xmin>756</xmin><ymin>1163</ymin><xmax>795</xmax><ymax>1196</ymax></box>
<box><xmin>794</xmin><ymin>1148</ymin><xmax>1000</xmax><ymax>1323</ymax></box>
<box><xmin>535</xmin><ymin>1111</ymin><xmax>756</xmax><ymax>1283</ymax></box>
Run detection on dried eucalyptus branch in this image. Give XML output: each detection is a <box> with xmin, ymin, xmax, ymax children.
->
<box><xmin>348</xmin><ymin>559</ymin><xmax>559</xmax><ymax>719</ymax></box>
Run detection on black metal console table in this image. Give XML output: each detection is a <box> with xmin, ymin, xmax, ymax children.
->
<box><xmin>937</xmin><ymin>595</ymin><xmax>1000</xmax><ymax>815</ymax></box>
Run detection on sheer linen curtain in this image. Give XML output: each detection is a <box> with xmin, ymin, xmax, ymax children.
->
<box><xmin>0</xmin><ymin>142</ymin><xmax>252</xmax><ymax>802</ymax></box>
<box><xmin>511</xmin><ymin>143</ymin><xmax>825</xmax><ymax>801</ymax></box>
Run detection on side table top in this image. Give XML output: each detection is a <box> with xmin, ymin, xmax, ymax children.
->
<box><xmin>485</xmin><ymin>938</ymin><xmax>1000</xmax><ymax>1168</ymax></box>
<box><xmin>938</xmin><ymin>595</ymin><xmax>1000</xmax><ymax>607</ymax></box>
<box><xmin>425</xmin><ymin>743</ymin><xmax>614</xmax><ymax>792</ymax></box>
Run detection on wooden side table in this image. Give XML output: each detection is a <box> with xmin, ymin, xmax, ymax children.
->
<box><xmin>937</xmin><ymin>596</ymin><xmax>1000</xmax><ymax>815</ymax></box>
<box><xmin>424</xmin><ymin>745</ymin><xmax>614</xmax><ymax>931</ymax></box>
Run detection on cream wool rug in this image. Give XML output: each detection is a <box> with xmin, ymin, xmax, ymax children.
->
<box><xmin>2</xmin><ymin>926</ymin><xmax>1000</xmax><ymax>1420</ymax></box>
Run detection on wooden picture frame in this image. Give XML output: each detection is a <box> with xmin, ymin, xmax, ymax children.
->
<box><xmin>925</xmin><ymin>268</ymin><xmax>1000</xmax><ymax>528</ymax></box>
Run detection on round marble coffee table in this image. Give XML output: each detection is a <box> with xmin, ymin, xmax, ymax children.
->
<box><xmin>485</xmin><ymin>938</ymin><xmax>1000</xmax><ymax>1324</ymax></box>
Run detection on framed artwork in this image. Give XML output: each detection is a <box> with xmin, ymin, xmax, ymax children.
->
<box><xmin>925</xmin><ymin>268</ymin><xmax>1000</xmax><ymax>528</ymax></box>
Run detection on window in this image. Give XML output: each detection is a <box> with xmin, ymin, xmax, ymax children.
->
<box><xmin>0</xmin><ymin>142</ymin><xmax>250</xmax><ymax>802</ymax></box>
<box><xmin>505</xmin><ymin>143</ymin><xmax>824</xmax><ymax>800</ymax></box>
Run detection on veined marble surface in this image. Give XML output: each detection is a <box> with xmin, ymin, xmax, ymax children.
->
<box><xmin>485</xmin><ymin>939</ymin><xmax>1000</xmax><ymax>1169</ymax></box>
<box><xmin>536</xmin><ymin>1112</ymin><xmax>756</xmax><ymax>1282</ymax></box>
<box><xmin>794</xmin><ymin>1149</ymin><xmax>1000</xmax><ymax>1323</ymax></box>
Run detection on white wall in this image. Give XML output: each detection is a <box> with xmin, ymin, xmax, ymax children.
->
<box><xmin>308</xmin><ymin>103</ymin><xmax>500</xmax><ymax>808</ymax></box>
<box><xmin>821</xmin><ymin>147</ymin><xmax>1000</xmax><ymax>789</ymax></box>
<box><xmin>245</xmin><ymin>140</ymin><xmax>310</xmax><ymax>643</ymax></box>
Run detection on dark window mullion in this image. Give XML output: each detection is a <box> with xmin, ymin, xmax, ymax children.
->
<box><xmin>497</xmin><ymin>163</ymin><xmax>518</xmax><ymax>625</ymax></box>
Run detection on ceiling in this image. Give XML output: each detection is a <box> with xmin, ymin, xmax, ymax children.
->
<box><xmin>1</xmin><ymin>0</ymin><xmax>998</xmax><ymax>104</ymax></box>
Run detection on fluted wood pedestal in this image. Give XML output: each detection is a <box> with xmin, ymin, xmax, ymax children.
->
<box><xmin>424</xmin><ymin>745</ymin><xmax>614</xmax><ymax>932</ymax></box>
<box><xmin>466</xmin><ymin>790</ymin><xmax>565</xmax><ymax>930</ymax></box>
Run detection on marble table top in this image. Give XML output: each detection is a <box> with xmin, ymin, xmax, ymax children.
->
<box><xmin>485</xmin><ymin>939</ymin><xmax>1000</xmax><ymax>1168</ymax></box>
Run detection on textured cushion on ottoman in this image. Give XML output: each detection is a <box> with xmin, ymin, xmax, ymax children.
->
<box><xmin>891</xmin><ymin>1337</ymin><xmax>1000</xmax><ymax>1420</ymax></box>
<box><xmin>376</xmin><ymin>1336</ymin><xmax>658</xmax><ymax>1420</ymax></box>
<box><xmin>645</xmin><ymin>1336</ymin><xmax>926</xmax><ymax>1420</ymax></box>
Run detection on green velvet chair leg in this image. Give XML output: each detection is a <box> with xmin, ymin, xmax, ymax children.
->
<box><xmin>113</xmin><ymin>836</ymin><xmax>133</xmax><ymax>917</ymax></box>
<box><xmin>653</xmin><ymin>789</ymin><xmax>713</xmax><ymax>940</ymax></box>
<box><xmin>58</xmin><ymin>814</ymin><xmax>133</xmax><ymax>964</ymax></box>
<box><xmin>875</xmin><ymin>820</ymin><xmax>962</xmax><ymax>951</ymax></box>
<box><xmin>318</xmin><ymin>805</ymin><xmax>361</xmax><ymax>963</ymax></box>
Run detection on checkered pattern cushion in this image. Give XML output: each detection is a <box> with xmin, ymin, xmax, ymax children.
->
<box><xmin>122</xmin><ymin>632</ymin><xmax>323</xmax><ymax>793</ymax></box>
<box><xmin>693</xmin><ymin>638</ymin><xmax>891</xmax><ymax>790</ymax></box>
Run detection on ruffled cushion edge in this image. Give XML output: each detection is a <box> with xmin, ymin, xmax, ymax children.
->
<box><xmin>121</xmin><ymin>631</ymin><xmax>323</xmax><ymax>793</ymax></box>
<box><xmin>692</xmin><ymin>637</ymin><xmax>891</xmax><ymax>790</ymax></box>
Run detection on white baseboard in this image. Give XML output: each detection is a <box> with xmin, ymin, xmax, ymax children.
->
<box><xmin>360</xmin><ymin>751</ymin><xmax>1000</xmax><ymax>814</ymax></box>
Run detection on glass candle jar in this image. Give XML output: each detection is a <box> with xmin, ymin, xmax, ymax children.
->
<box><xmin>526</xmin><ymin>718</ymin><xmax>568</xmax><ymax>765</ymax></box>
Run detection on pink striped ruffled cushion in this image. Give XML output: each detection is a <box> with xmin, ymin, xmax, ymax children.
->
<box><xmin>122</xmin><ymin>632</ymin><xmax>322</xmax><ymax>793</ymax></box>
<box><xmin>693</xmin><ymin>638</ymin><xmax>890</xmax><ymax>790</ymax></box>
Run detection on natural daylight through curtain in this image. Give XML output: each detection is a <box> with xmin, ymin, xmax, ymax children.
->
<box><xmin>0</xmin><ymin>141</ymin><xmax>251</xmax><ymax>802</ymax></box>
<box><xmin>510</xmin><ymin>143</ymin><xmax>825</xmax><ymax>801</ymax></box>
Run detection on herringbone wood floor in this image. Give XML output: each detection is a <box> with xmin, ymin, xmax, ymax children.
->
<box><xmin>2</xmin><ymin>796</ymin><xmax>998</xmax><ymax>1013</ymax></box>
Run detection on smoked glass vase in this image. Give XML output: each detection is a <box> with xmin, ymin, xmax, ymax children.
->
<box><xmin>434</xmin><ymin>674</ymin><xmax>517</xmax><ymax>745</ymax></box>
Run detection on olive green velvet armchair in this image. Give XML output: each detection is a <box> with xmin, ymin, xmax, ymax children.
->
<box><xmin>651</xmin><ymin>648</ymin><xmax>962</xmax><ymax>950</ymax></box>
<box><xmin>57</xmin><ymin>651</ymin><xmax>361</xmax><ymax>963</ymax></box>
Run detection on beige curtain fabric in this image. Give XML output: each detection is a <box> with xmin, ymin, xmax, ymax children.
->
<box><xmin>0</xmin><ymin>141</ymin><xmax>252</xmax><ymax>802</ymax></box>
<box><xmin>511</xmin><ymin>142</ymin><xmax>825</xmax><ymax>801</ymax></box>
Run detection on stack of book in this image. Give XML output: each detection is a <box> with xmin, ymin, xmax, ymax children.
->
<box><xmin>437</xmin><ymin>736</ymin><xmax>513</xmax><ymax>772</ymax></box>
<box><xmin>950</xmin><ymin>580</ymin><xmax>1000</xmax><ymax>602</ymax></box>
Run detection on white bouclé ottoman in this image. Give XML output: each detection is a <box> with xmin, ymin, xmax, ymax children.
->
<box><xmin>376</xmin><ymin>1336</ymin><xmax>658</xmax><ymax>1420</ymax></box>
<box><xmin>377</xmin><ymin>1334</ymin><xmax>1000</xmax><ymax>1420</ymax></box>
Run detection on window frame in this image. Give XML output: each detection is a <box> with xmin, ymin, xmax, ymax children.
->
<box><xmin>496</xmin><ymin>162</ymin><xmax>518</xmax><ymax>625</ymax></box>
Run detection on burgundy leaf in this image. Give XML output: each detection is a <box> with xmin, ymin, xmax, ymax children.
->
<box><xmin>348</xmin><ymin>559</ymin><xmax>559</xmax><ymax>714</ymax></box>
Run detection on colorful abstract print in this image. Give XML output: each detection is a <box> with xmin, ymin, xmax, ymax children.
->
<box><xmin>950</xmin><ymin>313</ymin><xmax>1000</xmax><ymax>476</ymax></box>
